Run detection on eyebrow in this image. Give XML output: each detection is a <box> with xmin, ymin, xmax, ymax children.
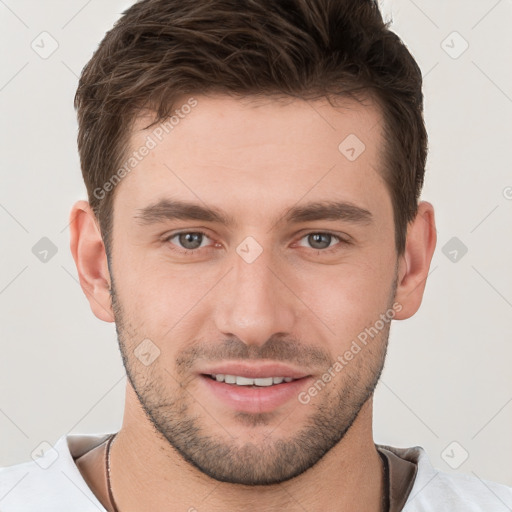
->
<box><xmin>134</xmin><ymin>198</ymin><xmax>373</xmax><ymax>228</ymax></box>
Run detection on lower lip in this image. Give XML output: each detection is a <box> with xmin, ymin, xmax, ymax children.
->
<box><xmin>199</xmin><ymin>375</ymin><xmax>312</xmax><ymax>414</ymax></box>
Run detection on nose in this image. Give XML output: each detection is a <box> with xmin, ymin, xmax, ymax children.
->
<box><xmin>213</xmin><ymin>238</ymin><xmax>297</xmax><ymax>348</ymax></box>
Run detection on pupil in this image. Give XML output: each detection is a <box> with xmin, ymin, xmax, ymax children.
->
<box><xmin>180</xmin><ymin>232</ymin><xmax>202</xmax><ymax>249</ymax></box>
<box><xmin>310</xmin><ymin>233</ymin><xmax>330</xmax><ymax>249</ymax></box>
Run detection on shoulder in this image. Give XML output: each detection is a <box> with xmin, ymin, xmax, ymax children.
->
<box><xmin>378</xmin><ymin>444</ymin><xmax>512</xmax><ymax>511</ymax></box>
<box><xmin>0</xmin><ymin>433</ymin><xmax>110</xmax><ymax>512</ymax></box>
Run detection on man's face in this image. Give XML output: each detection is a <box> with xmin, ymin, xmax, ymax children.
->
<box><xmin>108</xmin><ymin>94</ymin><xmax>400</xmax><ymax>485</ymax></box>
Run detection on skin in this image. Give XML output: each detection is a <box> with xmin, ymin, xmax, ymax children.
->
<box><xmin>70</xmin><ymin>93</ymin><xmax>436</xmax><ymax>511</ymax></box>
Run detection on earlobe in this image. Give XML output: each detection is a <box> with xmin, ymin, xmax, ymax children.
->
<box><xmin>69</xmin><ymin>200</ymin><xmax>115</xmax><ymax>323</ymax></box>
<box><xmin>393</xmin><ymin>201</ymin><xmax>437</xmax><ymax>320</ymax></box>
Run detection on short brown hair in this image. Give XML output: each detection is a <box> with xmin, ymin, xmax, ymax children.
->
<box><xmin>74</xmin><ymin>0</ymin><xmax>427</xmax><ymax>258</ymax></box>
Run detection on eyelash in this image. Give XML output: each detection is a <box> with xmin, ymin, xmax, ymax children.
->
<box><xmin>163</xmin><ymin>230</ymin><xmax>350</xmax><ymax>256</ymax></box>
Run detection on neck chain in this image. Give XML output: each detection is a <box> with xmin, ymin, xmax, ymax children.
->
<box><xmin>105</xmin><ymin>433</ymin><xmax>389</xmax><ymax>512</ymax></box>
<box><xmin>105</xmin><ymin>433</ymin><xmax>120</xmax><ymax>512</ymax></box>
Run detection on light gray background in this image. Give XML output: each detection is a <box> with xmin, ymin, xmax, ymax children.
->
<box><xmin>1</xmin><ymin>0</ymin><xmax>511</xmax><ymax>489</ymax></box>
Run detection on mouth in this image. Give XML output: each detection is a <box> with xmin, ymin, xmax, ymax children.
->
<box><xmin>198</xmin><ymin>365</ymin><xmax>313</xmax><ymax>414</ymax></box>
<box><xmin>203</xmin><ymin>373</ymin><xmax>299</xmax><ymax>387</ymax></box>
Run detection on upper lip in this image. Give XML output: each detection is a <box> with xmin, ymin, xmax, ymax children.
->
<box><xmin>199</xmin><ymin>362</ymin><xmax>310</xmax><ymax>380</ymax></box>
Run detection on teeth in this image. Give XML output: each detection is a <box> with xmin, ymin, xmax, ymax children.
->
<box><xmin>209</xmin><ymin>374</ymin><xmax>296</xmax><ymax>386</ymax></box>
<box><xmin>237</xmin><ymin>376</ymin><xmax>255</xmax><ymax>386</ymax></box>
<box><xmin>254</xmin><ymin>377</ymin><xmax>273</xmax><ymax>386</ymax></box>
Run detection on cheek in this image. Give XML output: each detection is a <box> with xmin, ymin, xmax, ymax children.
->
<box><xmin>302</xmin><ymin>258</ymin><xmax>395</xmax><ymax>342</ymax></box>
<box><xmin>116</xmin><ymin>259</ymin><xmax>214</xmax><ymax>337</ymax></box>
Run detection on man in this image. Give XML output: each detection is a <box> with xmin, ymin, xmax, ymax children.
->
<box><xmin>1</xmin><ymin>0</ymin><xmax>511</xmax><ymax>510</ymax></box>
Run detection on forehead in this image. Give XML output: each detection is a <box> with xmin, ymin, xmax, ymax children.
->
<box><xmin>114</xmin><ymin>93</ymin><xmax>390</xmax><ymax>226</ymax></box>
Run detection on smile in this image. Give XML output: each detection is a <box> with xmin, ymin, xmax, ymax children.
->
<box><xmin>200</xmin><ymin>373</ymin><xmax>312</xmax><ymax>413</ymax></box>
<box><xmin>207</xmin><ymin>374</ymin><xmax>296</xmax><ymax>386</ymax></box>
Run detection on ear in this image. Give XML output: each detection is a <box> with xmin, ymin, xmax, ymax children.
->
<box><xmin>69</xmin><ymin>200</ymin><xmax>114</xmax><ymax>322</ymax></box>
<box><xmin>393</xmin><ymin>201</ymin><xmax>437</xmax><ymax>320</ymax></box>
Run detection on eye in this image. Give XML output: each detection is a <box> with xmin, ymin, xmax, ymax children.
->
<box><xmin>296</xmin><ymin>232</ymin><xmax>349</xmax><ymax>253</ymax></box>
<box><xmin>164</xmin><ymin>231</ymin><xmax>215</xmax><ymax>254</ymax></box>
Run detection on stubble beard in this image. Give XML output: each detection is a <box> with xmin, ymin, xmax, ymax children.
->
<box><xmin>109</xmin><ymin>272</ymin><xmax>396</xmax><ymax>485</ymax></box>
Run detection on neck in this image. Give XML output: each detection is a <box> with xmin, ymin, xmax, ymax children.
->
<box><xmin>108</xmin><ymin>384</ymin><xmax>385</xmax><ymax>512</ymax></box>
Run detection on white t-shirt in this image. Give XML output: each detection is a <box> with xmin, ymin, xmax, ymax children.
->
<box><xmin>1</xmin><ymin>433</ymin><xmax>511</xmax><ymax>511</ymax></box>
